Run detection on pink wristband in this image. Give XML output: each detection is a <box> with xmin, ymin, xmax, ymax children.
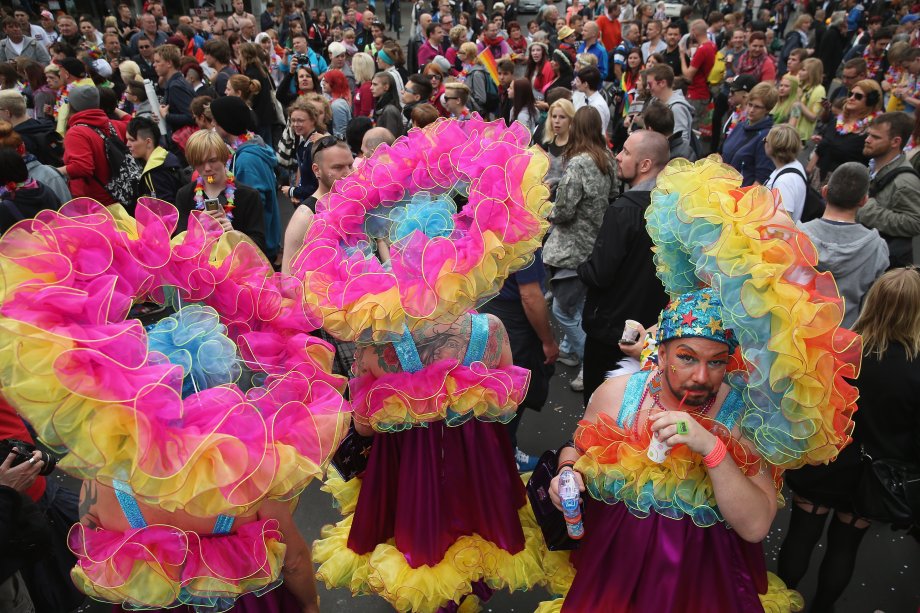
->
<box><xmin>703</xmin><ymin>438</ymin><xmax>727</xmax><ymax>469</ymax></box>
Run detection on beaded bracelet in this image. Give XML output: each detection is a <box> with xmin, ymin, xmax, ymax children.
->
<box><xmin>703</xmin><ymin>438</ymin><xmax>727</xmax><ymax>469</ymax></box>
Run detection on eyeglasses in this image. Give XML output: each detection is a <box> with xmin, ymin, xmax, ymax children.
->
<box><xmin>849</xmin><ymin>91</ymin><xmax>865</xmax><ymax>101</ymax></box>
<box><xmin>429</xmin><ymin>74</ymin><xmax>443</xmax><ymax>80</ymax></box>
<box><xmin>313</xmin><ymin>134</ymin><xmax>342</xmax><ymax>155</ymax></box>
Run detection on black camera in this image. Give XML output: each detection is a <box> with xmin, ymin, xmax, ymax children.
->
<box><xmin>0</xmin><ymin>439</ymin><xmax>57</xmax><ymax>476</ymax></box>
<box><xmin>292</xmin><ymin>53</ymin><xmax>310</xmax><ymax>66</ymax></box>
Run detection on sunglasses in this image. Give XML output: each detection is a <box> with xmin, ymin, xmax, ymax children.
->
<box><xmin>444</xmin><ymin>96</ymin><xmax>460</xmax><ymax>101</ymax></box>
<box><xmin>849</xmin><ymin>91</ymin><xmax>865</xmax><ymax>101</ymax></box>
<box><xmin>429</xmin><ymin>74</ymin><xmax>443</xmax><ymax>80</ymax></box>
<box><xmin>313</xmin><ymin>134</ymin><xmax>342</xmax><ymax>155</ymax></box>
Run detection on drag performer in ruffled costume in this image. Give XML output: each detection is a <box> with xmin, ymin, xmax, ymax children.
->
<box><xmin>294</xmin><ymin>117</ymin><xmax>553</xmax><ymax>612</ymax></box>
<box><xmin>538</xmin><ymin>157</ymin><xmax>862</xmax><ymax>613</ymax></box>
<box><xmin>0</xmin><ymin>197</ymin><xmax>351</xmax><ymax>611</ymax></box>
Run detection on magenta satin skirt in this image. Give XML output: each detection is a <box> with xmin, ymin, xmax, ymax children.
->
<box><xmin>561</xmin><ymin>498</ymin><xmax>768</xmax><ymax>613</ymax></box>
<box><xmin>347</xmin><ymin>418</ymin><xmax>527</xmax><ymax>568</ymax></box>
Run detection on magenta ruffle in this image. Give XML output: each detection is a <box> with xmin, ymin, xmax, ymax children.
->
<box><xmin>69</xmin><ymin>519</ymin><xmax>285</xmax><ymax>609</ymax></box>
<box><xmin>290</xmin><ymin>117</ymin><xmax>551</xmax><ymax>343</ymax></box>
<box><xmin>349</xmin><ymin>360</ymin><xmax>530</xmax><ymax>432</ymax></box>
<box><xmin>0</xmin><ymin>198</ymin><xmax>350</xmax><ymax>517</ymax></box>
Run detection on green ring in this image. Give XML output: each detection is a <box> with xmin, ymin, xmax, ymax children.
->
<box><xmin>676</xmin><ymin>420</ymin><xmax>689</xmax><ymax>435</ymax></box>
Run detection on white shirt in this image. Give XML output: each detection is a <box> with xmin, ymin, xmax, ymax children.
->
<box><xmin>640</xmin><ymin>39</ymin><xmax>667</xmax><ymax>61</ymax></box>
<box><xmin>586</xmin><ymin>90</ymin><xmax>610</xmax><ymax>139</ymax></box>
<box><xmin>767</xmin><ymin>160</ymin><xmax>807</xmax><ymax>222</ymax></box>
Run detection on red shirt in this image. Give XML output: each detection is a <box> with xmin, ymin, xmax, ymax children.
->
<box><xmin>597</xmin><ymin>14</ymin><xmax>622</xmax><ymax>51</ymax></box>
<box><xmin>0</xmin><ymin>395</ymin><xmax>45</xmax><ymax>502</ymax></box>
<box><xmin>688</xmin><ymin>41</ymin><xmax>716</xmax><ymax>101</ymax></box>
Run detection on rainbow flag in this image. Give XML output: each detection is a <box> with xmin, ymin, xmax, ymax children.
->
<box><xmin>477</xmin><ymin>47</ymin><xmax>500</xmax><ymax>87</ymax></box>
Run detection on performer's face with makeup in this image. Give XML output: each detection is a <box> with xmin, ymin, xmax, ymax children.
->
<box><xmin>658</xmin><ymin>339</ymin><xmax>729</xmax><ymax>407</ymax></box>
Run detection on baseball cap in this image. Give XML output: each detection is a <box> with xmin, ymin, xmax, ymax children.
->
<box><xmin>730</xmin><ymin>74</ymin><xmax>758</xmax><ymax>93</ymax></box>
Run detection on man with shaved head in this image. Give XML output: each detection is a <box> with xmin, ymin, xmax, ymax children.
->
<box><xmin>577</xmin><ymin>130</ymin><xmax>671</xmax><ymax>403</ymax></box>
<box><xmin>360</xmin><ymin>127</ymin><xmax>396</xmax><ymax>158</ymax></box>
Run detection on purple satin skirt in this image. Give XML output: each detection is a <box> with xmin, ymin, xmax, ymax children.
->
<box><xmin>347</xmin><ymin>418</ymin><xmax>527</xmax><ymax>568</ymax></box>
<box><xmin>562</xmin><ymin>498</ymin><xmax>768</xmax><ymax>613</ymax></box>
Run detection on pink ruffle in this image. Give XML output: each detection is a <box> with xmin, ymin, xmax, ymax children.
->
<box><xmin>349</xmin><ymin>360</ymin><xmax>530</xmax><ymax>432</ymax></box>
<box><xmin>290</xmin><ymin>117</ymin><xmax>550</xmax><ymax>342</ymax></box>
<box><xmin>69</xmin><ymin>519</ymin><xmax>285</xmax><ymax>608</ymax></box>
<box><xmin>0</xmin><ymin>198</ymin><xmax>349</xmax><ymax>517</ymax></box>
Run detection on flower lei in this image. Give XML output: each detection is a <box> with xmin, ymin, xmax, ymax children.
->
<box><xmin>53</xmin><ymin>82</ymin><xmax>74</xmax><ymax>120</ymax></box>
<box><xmin>863</xmin><ymin>47</ymin><xmax>883</xmax><ymax>78</ymax></box>
<box><xmin>835</xmin><ymin>111</ymin><xmax>879</xmax><ymax>135</ymax></box>
<box><xmin>0</xmin><ymin>179</ymin><xmax>38</xmax><ymax>199</ymax></box>
<box><xmin>192</xmin><ymin>166</ymin><xmax>236</xmax><ymax>220</ymax></box>
<box><xmin>229</xmin><ymin>131</ymin><xmax>256</xmax><ymax>153</ymax></box>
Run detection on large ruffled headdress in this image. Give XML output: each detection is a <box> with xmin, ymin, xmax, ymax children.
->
<box><xmin>290</xmin><ymin>116</ymin><xmax>551</xmax><ymax>343</ymax></box>
<box><xmin>645</xmin><ymin>157</ymin><xmax>862</xmax><ymax>469</ymax></box>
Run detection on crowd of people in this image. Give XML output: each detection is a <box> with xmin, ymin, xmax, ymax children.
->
<box><xmin>0</xmin><ymin>0</ymin><xmax>917</xmax><ymax>611</ymax></box>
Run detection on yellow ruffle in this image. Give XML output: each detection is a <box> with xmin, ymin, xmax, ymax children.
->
<box><xmin>313</xmin><ymin>476</ymin><xmax>547</xmax><ymax>613</ymax></box>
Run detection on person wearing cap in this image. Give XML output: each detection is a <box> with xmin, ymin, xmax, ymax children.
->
<box><xmin>720</xmin><ymin>73</ymin><xmax>757</xmax><ymax>143</ymax></box>
<box><xmin>721</xmin><ymin>82</ymin><xmax>778</xmax><ymax>186</ymax></box>
<box><xmin>0</xmin><ymin>16</ymin><xmax>51</xmax><ymax>64</ymax></box>
<box><xmin>55</xmin><ymin>57</ymin><xmax>96</xmax><ymax>135</ymax></box>
<box><xmin>327</xmin><ymin>41</ymin><xmax>356</xmax><ymax>93</ymax></box>
<box><xmin>59</xmin><ymin>85</ymin><xmax>131</xmax><ymax>205</ymax></box>
<box><xmin>38</xmin><ymin>10</ymin><xmax>60</xmax><ymax>49</ymax></box>
<box><xmin>557</xmin><ymin>25</ymin><xmax>578</xmax><ymax>65</ymax></box>
<box><xmin>209</xmin><ymin>95</ymin><xmax>282</xmax><ymax>263</ymax></box>
<box><xmin>646</xmin><ymin>64</ymin><xmax>694</xmax><ymax>152</ymax></box>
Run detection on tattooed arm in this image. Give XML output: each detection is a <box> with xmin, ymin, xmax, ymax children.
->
<box><xmin>482</xmin><ymin>314</ymin><xmax>513</xmax><ymax>368</ymax></box>
<box><xmin>78</xmin><ymin>480</ymin><xmax>100</xmax><ymax>529</ymax></box>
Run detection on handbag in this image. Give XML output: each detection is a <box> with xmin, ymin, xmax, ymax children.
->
<box><xmin>855</xmin><ymin>444</ymin><xmax>920</xmax><ymax>528</ymax></box>
<box><xmin>525</xmin><ymin>448</ymin><xmax>580</xmax><ymax>551</ymax></box>
<box><xmin>330</xmin><ymin>423</ymin><xmax>374</xmax><ymax>481</ymax></box>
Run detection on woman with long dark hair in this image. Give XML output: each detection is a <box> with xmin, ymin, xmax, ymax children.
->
<box><xmin>239</xmin><ymin>42</ymin><xmax>278</xmax><ymax>146</ymax></box>
<box><xmin>546</xmin><ymin>48</ymin><xmax>575</xmax><ymax>92</ymax></box>
<box><xmin>371</xmin><ymin>71</ymin><xmax>403</xmax><ymax>137</ymax></box>
<box><xmin>526</xmin><ymin>42</ymin><xmax>555</xmax><ymax>94</ymax></box>
<box><xmin>509</xmin><ymin>77</ymin><xmax>537</xmax><ymax>133</ymax></box>
<box><xmin>542</xmin><ymin>106</ymin><xmax>617</xmax><ymax>391</ymax></box>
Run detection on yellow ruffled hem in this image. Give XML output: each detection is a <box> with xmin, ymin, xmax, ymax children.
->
<box><xmin>313</xmin><ymin>476</ymin><xmax>547</xmax><ymax>612</ymax></box>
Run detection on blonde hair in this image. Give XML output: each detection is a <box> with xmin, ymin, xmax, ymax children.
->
<box><xmin>352</xmin><ymin>52</ymin><xmax>375</xmax><ymax>84</ymax></box>
<box><xmin>444</xmin><ymin>81</ymin><xmax>470</xmax><ymax>105</ymax></box>
<box><xmin>799</xmin><ymin>57</ymin><xmax>824</xmax><ymax>89</ymax></box>
<box><xmin>542</xmin><ymin>98</ymin><xmax>575</xmax><ymax>146</ymax></box>
<box><xmin>459</xmin><ymin>42</ymin><xmax>479</xmax><ymax>63</ymax></box>
<box><xmin>575</xmin><ymin>52</ymin><xmax>598</xmax><ymax>70</ymax></box>
<box><xmin>228</xmin><ymin>73</ymin><xmax>262</xmax><ymax>103</ymax></box>
<box><xmin>118</xmin><ymin>60</ymin><xmax>142</xmax><ymax>84</ymax></box>
<box><xmin>304</xmin><ymin>92</ymin><xmax>331</xmax><ymax>131</ymax></box>
<box><xmin>771</xmin><ymin>74</ymin><xmax>799</xmax><ymax>123</ymax></box>
<box><xmin>849</xmin><ymin>79</ymin><xmax>884</xmax><ymax>117</ymax></box>
<box><xmin>185</xmin><ymin>129</ymin><xmax>231</xmax><ymax>167</ymax></box>
<box><xmin>853</xmin><ymin>267</ymin><xmax>920</xmax><ymax>360</ymax></box>
<box><xmin>765</xmin><ymin>124</ymin><xmax>801</xmax><ymax>165</ymax></box>
<box><xmin>449</xmin><ymin>25</ymin><xmax>468</xmax><ymax>45</ymax></box>
<box><xmin>749</xmin><ymin>81</ymin><xmax>778</xmax><ymax>111</ymax></box>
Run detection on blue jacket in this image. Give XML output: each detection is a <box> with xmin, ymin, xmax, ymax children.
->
<box><xmin>232</xmin><ymin>138</ymin><xmax>281</xmax><ymax>259</ymax></box>
<box><xmin>721</xmin><ymin>116</ymin><xmax>775</xmax><ymax>187</ymax></box>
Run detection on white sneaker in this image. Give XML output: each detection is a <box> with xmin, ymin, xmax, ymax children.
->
<box><xmin>557</xmin><ymin>351</ymin><xmax>580</xmax><ymax>367</ymax></box>
<box><xmin>570</xmin><ymin>367</ymin><xmax>584</xmax><ymax>392</ymax></box>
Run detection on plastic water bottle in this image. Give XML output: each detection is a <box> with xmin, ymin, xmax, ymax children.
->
<box><xmin>559</xmin><ymin>469</ymin><xmax>585</xmax><ymax>540</ymax></box>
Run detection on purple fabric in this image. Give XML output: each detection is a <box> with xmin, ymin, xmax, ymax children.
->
<box><xmin>113</xmin><ymin>582</ymin><xmax>303</xmax><ymax>612</ymax></box>
<box><xmin>347</xmin><ymin>418</ymin><xmax>527</xmax><ymax>568</ymax></box>
<box><xmin>562</xmin><ymin>498</ymin><xmax>768</xmax><ymax>613</ymax></box>
<box><xmin>437</xmin><ymin>580</ymin><xmax>494</xmax><ymax>613</ymax></box>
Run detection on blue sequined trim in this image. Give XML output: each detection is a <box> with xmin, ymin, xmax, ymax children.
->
<box><xmin>112</xmin><ymin>480</ymin><xmax>147</xmax><ymax>529</ymax></box>
<box><xmin>462</xmin><ymin>314</ymin><xmax>489</xmax><ymax>366</ymax></box>
<box><xmin>617</xmin><ymin>370</ymin><xmax>652</xmax><ymax>428</ymax></box>
<box><xmin>212</xmin><ymin>514</ymin><xmax>235</xmax><ymax>535</ymax></box>
<box><xmin>393</xmin><ymin>324</ymin><xmax>424</xmax><ymax>373</ymax></box>
<box><xmin>714</xmin><ymin>387</ymin><xmax>745</xmax><ymax>430</ymax></box>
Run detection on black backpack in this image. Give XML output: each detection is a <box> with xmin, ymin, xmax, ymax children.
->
<box><xmin>75</xmin><ymin>122</ymin><xmax>142</xmax><ymax>206</ymax></box>
<box><xmin>868</xmin><ymin>166</ymin><xmax>920</xmax><ymax>198</ymax></box>
<box><xmin>775</xmin><ymin>166</ymin><xmax>826</xmax><ymax>222</ymax></box>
